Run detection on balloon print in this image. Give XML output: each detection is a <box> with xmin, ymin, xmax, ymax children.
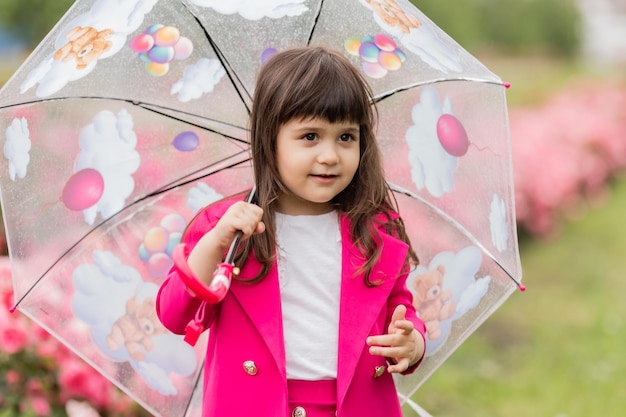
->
<box><xmin>172</xmin><ymin>131</ymin><xmax>199</xmax><ymax>152</ymax></box>
<box><xmin>130</xmin><ymin>24</ymin><xmax>193</xmax><ymax>76</ymax></box>
<box><xmin>344</xmin><ymin>34</ymin><xmax>406</xmax><ymax>78</ymax></box>
<box><xmin>437</xmin><ymin>114</ymin><xmax>469</xmax><ymax>157</ymax></box>
<box><xmin>61</xmin><ymin>168</ymin><xmax>105</xmax><ymax>210</ymax></box>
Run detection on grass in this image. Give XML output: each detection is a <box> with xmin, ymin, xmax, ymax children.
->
<box><xmin>413</xmin><ymin>178</ymin><xmax>626</xmax><ymax>416</ymax></box>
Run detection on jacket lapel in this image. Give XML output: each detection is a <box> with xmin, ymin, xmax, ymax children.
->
<box><xmin>229</xmin><ymin>259</ymin><xmax>286</xmax><ymax>379</ymax></box>
<box><xmin>336</xmin><ymin>215</ymin><xmax>409</xmax><ymax>408</ymax></box>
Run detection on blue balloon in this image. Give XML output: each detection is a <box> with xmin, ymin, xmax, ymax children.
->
<box><xmin>172</xmin><ymin>131</ymin><xmax>199</xmax><ymax>152</ymax></box>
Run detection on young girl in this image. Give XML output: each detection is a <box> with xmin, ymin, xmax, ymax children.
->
<box><xmin>156</xmin><ymin>46</ymin><xmax>426</xmax><ymax>417</ymax></box>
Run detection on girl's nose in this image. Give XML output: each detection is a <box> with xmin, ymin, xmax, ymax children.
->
<box><xmin>317</xmin><ymin>141</ymin><xmax>339</xmax><ymax>164</ymax></box>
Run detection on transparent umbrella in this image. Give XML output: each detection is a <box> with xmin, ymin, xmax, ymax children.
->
<box><xmin>0</xmin><ymin>1</ymin><xmax>522</xmax><ymax>416</ymax></box>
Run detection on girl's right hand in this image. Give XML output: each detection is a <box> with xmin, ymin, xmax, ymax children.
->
<box><xmin>212</xmin><ymin>201</ymin><xmax>265</xmax><ymax>250</ymax></box>
<box><xmin>187</xmin><ymin>202</ymin><xmax>264</xmax><ymax>286</ymax></box>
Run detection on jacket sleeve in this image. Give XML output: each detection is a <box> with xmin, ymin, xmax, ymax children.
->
<box><xmin>156</xmin><ymin>204</ymin><xmax>225</xmax><ymax>335</ymax></box>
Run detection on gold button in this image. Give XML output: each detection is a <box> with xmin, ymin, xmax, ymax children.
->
<box><xmin>373</xmin><ymin>365</ymin><xmax>386</xmax><ymax>378</ymax></box>
<box><xmin>292</xmin><ymin>406</ymin><xmax>306</xmax><ymax>417</ymax></box>
<box><xmin>242</xmin><ymin>360</ymin><xmax>257</xmax><ymax>376</ymax></box>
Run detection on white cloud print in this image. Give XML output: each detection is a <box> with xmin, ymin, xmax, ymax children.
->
<box><xmin>406</xmin><ymin>87</ymin><xmax>458</xmax><ymax>197</ymax></box>
<box><xmin>73</xmin><ymin>109</ymin><xmax>140</xmax><ymax>225</ymax></box>
<box><xmin>407</xmin><ymin>245</ymin><xmax>490</xmax><ymax>356</ymax></box>
<box><xmin>359</xmin><ymin>0</ymin><xmax>461</xmax><ymax>73</ymax></box>
<box><xmin>189</xmin><ymin>0</ymin><xmax>308</xmax><ymax>20</ymax></box>
<box><xmin>3</xmin><ymin>117</ymin><xmax>31</xmax><ymax>181</ymax></box>
<box><xmin>187</xmin><ymin>182</ymin><xmax>224</xmax><ymax>214</ymax></box>
<box><xmin>72</xmin><ymin>250</ymin><xmax>197</xmax><ymax>396</ymax></box>
<box><xmin>171</xmin><ymin>58</ymin><xmax>226</xmax><ymax>102</ymax></box>
<box><xmin>20</xmin><ymin>0</ymin><xmax>158</xmax><ymax>97</ymax></box>
<box><xmin>490</xmin><ymin>193</ymin><xmax>509</xmax><ymax>252</ymax></box>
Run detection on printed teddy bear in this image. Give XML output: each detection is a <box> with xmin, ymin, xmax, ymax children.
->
<box><xmin>412</xmin><ymin>264</ymin><xmax>456</xmax><ymax>340</ymax></box>
<box><xmin>365</xmin><ymin>0</ymin><xmax>421</xmax><ymax>33</ymax></box>
<box><xmin>54</xmin><ymin>26</ymin><xmax>113</xmax><ymax>70</ymax></box>
<box><xmin>106</xmin><ymin>295</ymin><xmax>167</xmax><ymax>361</ymax></box>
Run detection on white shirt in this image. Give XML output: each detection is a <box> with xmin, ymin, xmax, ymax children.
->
<box><xmin>275</xmin><ymin>210</ymin><xmax>342</xmax><ymax>380</ymax></box>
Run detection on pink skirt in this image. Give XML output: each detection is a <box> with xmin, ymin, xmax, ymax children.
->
<box><xmin>287</xmin><ymin>379</ymin><xmax>337</xmax><ymax>417</ymax></box>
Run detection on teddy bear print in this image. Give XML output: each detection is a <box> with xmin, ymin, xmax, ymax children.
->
<box><xmin>106</xmin><ymin>295</ymin><xmax>167</xmax><ymax>361</ymax></box>
<box><xmin>54</xmin><ymin>26</ymin><xmax>113</xmax><ymax>70</ymax></box>
<box><xmin>412</xmin><ymin>264</ymin><xmax>456</xmax><ymax>340</ymax></box>
<box><xmin>365</xmin><ymin>0</ymin><xmax>421</xmax><ymax>34</ymax></box>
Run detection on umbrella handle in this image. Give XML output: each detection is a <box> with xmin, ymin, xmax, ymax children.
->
<box><xmin>223</xmin><ymin>186</ymin><xmax>257</xmax><ymax>264</ymax></box>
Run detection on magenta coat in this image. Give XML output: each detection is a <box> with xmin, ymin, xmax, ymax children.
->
<box><xmin>156</xmin><ymin>196</ymin><xmax>426</xmax><ymax>417</ymax></box>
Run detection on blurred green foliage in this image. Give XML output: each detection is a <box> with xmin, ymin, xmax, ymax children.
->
<box><xmin>0</xmin><ymin>0</ymin><xmax>74</xmax><ymax>46</ymax></box>
<box><xmin>412</xmin><ymin>0</ymin><xmax>581</xmax><ymax>57</ymax></box>
<box><xmin>1</xmin><ymin>0</ymin><xmax>582</xmax><ymax>57</ymax></box>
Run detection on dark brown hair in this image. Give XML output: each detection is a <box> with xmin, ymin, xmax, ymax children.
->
<box><xmin>235</xmin><ymin>46</ymin><xmax>418</xmax><ymax>284</ymax></box>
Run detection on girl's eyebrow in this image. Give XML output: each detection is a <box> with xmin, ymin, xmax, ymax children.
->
<box><xmin>292</xmin><ymin>123</ymin><xmax>360</xmax><ymax>134</ymax></box>
<box><xmin>342</xmin><ymin>126</ymin><xmax>360</xmax><ymax>135</ymax></box>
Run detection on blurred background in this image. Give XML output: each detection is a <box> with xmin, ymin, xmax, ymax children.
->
<box><xmin>0</xmin><ymin>0</ymin><xmax>624</xmax><ymax>416</ymax></box>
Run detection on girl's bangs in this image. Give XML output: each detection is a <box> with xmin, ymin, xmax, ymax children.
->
<box><xmin>283</xmin><ymin>66</ymin><xmax>372</xmax><ymax>125</ymax></box>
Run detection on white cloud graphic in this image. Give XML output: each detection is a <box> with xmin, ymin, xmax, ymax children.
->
<box><xmin>72</xmin><ymin>250</ymin><xmax>197</xmax><ymax>395</ymax></box>
<box><xmin>187</xmin><ymin>182</ymin><xmax>224</xmax><ymax>213</ymax></box>
<box><xmin>20</xmin><ymin>0</ymin><xmax>158</xmax><ymax>97</ymax></box>
<box><xmin>171</xmin><ymin>58</ymin><xmax>226</xmax><ymax>102</ymax></box>
<box><xmin>3</xmin><ymin>117</ymin><xmax>31</xmax><ymax>181</ymax></box>
<box><xmin>406</xmin><ymin>87</ymin><xmax>458</xmax><ymax>197</ymax></box>
<box><xmin>490</xmin><ymin>193</ymin><xmax>509</xmax><ymax>252</ymax></box>
<box><xmin>74</xmin><ymin>109</ymin><xmax>140</xmax><ymax>225</ymax></box>
<box><xmin>189</xmin><ymin>0</ymin><xmax>308</xmax><ymax>20</ymax></box>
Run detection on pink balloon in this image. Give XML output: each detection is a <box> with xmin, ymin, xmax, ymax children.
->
<box><xmin>437</xmin><ymin>114</ymin><xmax>469</xmax><ymax>157</ymax></box>
<box><xmin>130</xmin><ymin>33</ymin><xmax>154</xmax><ymax>53</ymax></box>
<box><xmin>61</xmin><ymin>168</ymin><xmax>105</xmax><ymax>211</ymax></box>
<box><xmin>147</xmin><ymin>252</ymin><xmax>173</xmax><ymax>278</ymax></box>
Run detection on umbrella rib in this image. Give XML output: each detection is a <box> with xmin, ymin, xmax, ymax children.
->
<box><xmin>10</xmin><ymin>154</ymin><xmax>252</xmax><ymax>310</ymax></box>
<box><xmin>373</xmin><ymin>77</ymin><xmax>508</xmax><ymax>104</ymax></box>
<box><xmin>388</xmin><ymin>183</ymin><xmax>523</xmax><ymax>290</ymax></box>
<box><xmin>136</xmin><ymin>104</ymin><xmax>249</xmax><ymax>145</ymax></box>
<box><xmin>179</xmin><ymin>357</ymin><xmax>205</xmax><ymax>417</ymax></box>
<box><xmin>183</xmin><ymin>3</ymin><xmax>253</xmax><ymax>114</ymax></box>
<box><xmin>306</xmin><ymin>0</ymin><xmax>325</xmax><ymax>45</ymax></box>
<box><xmin>0</xmin><ymin>96</ymin><xmax>250</xmax><ymax>145</ymax></box>
<box><xmin>146</xmin><ymin>153</ymin><xmax>252</xmax><ymax>198</ymax></box>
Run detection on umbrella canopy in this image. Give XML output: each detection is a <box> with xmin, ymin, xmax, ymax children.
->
<box><xmin>0</xmin><ymin>0</ymin><xmax>522</xmax><ymax>416</ymax></box>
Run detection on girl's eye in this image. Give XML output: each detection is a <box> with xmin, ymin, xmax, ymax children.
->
<box><xmin>302</xmin><ymin>133</ymin><xmax>317</xmax><ymax>141</ymax></box>
<box><xmin>339</xmin><ymin>133</ymin><xmax>355</xmax><ymax>142</ymax></box>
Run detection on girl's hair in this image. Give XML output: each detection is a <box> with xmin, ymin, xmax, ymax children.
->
<box><xmin>235</xmin><ymin>46</ymin><xmax>418</xmax><ymax>284</ymax></box>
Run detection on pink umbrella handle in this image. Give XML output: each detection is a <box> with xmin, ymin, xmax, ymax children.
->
<box><xmin>172</xmin><ymin>243</ymin><xmax>234</xmax><ymax>304</ymax></box>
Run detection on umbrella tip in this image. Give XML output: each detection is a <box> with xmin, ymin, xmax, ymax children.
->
<box><xmin>503</xmin><ymin>82</ymin><xmax>511</xmax><ymax>89</ymax></box>
<box><xmin>518</xmin><ymin>283</ymin><xmax>526</xmax><ymax>292</ymax></box>
<box><xmin>9</xmin><ymin>305</ymin><xmax>17</xmax><ymax>313</ymax></box>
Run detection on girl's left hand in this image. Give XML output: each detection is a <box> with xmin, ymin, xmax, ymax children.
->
<box><xmin>366</xmin><ymin>304</ymin><xmax>425</xmax><ymax>373</ymax></box>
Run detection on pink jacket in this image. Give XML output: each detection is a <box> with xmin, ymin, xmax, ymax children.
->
<box><xmin>156</xmin><ymin>196</ymin><xmax>426</xmax><ymax>417</ymax></box>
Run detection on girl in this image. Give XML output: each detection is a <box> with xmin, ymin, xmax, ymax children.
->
<box><xmin>156</xmin><ymin>46</ymin><xmax>426</xmax><ymax>417</ymax></box>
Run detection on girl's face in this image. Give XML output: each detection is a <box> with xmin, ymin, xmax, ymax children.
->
<box><xmin>275</xmin><ymin>117</ymin><xmax>360</xmax><ymax>215</ymax></box>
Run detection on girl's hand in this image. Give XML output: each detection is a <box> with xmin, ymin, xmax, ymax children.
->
<box><xmin>187</xmin><ymin>202</ymin><xmax>264</xmax><ymax>286</ymax></box>
<box><xmin>366</xmin><ymin>304</ymin><xmax>425</xmax><ymax>373</ymax></box>
<box><xmin>211</xmin><ymin>201</ymin><xmax>265</xmax><ymax>250</ymax></box>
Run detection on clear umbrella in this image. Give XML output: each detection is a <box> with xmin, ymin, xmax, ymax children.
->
<box><xmin>0</xmin><ymin>1</ymin><xmax>522</xmax><ymax>416</ymax></box>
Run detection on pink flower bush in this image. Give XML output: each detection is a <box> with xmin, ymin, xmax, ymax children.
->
<box><xmin>511</xmin><ymin>78</ymin><xmax>626</xmax><ymax>237</ymax></box>
<box><xmin>0</xmin><ymin>257</ymin><xmax>148</xmax><ymax>417</ymax></box>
